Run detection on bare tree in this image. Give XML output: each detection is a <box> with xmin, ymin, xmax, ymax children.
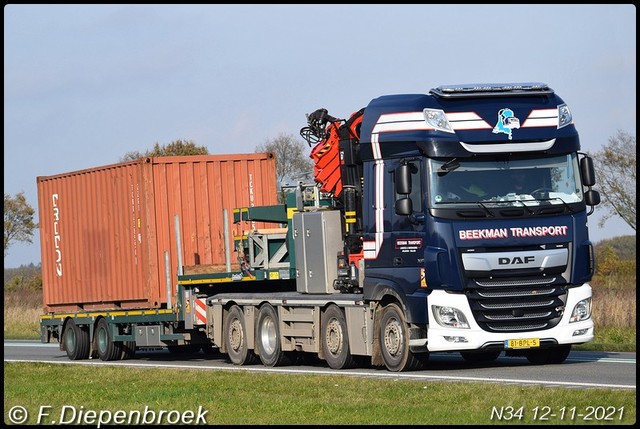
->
<box><xmin>589</xmin><ymin>130</ymin><xmax>636</xmax><ymax>231</ymax></box>
<box><xmin>4</xmin><ymin>192</ymin><xmax>38</xmax><ymax>257</ymax></box>
<box><xmin>255</xmin><ymin>133</ymin><xmax>314</xmax><ymax>188</ymax></box>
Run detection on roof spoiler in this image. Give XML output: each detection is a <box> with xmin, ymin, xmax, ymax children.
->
<box><xmin>430</xmin><ymin>82</ymin><xmax>554</xmax><ymax>98</ymax></box>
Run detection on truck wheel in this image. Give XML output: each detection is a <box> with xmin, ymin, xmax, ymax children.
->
<box><xmin>526</xmin><ymin>345</ymin><xmax>571</xmax><ymax>365</ymax></box>
<box><xmin>321</xmin><ymin>304</ymin><xmax>356</xmax><ymax>369</ymax></box>
<box><xmin>256</xmin><ymin>304</ymin><xmax>291</xmax><ymax>367</ymax></box>
<box><xmin>95</xmin><ymin>318</ymin><xmax>123</xmax><ymax>361</ymax></box>
<box><xmin>224</xmin><ymin>305</ymin><xmax>258</xmax><ymax>365</ymax></box>
<box><xmin>64</xmin><ymin>320</ymin><xmax>90</xmax><ymax>360</ymax></box>
<box><xmin>460</xmin><ymin>350</ymin><xmax>502</xmax><ymax>363</ymax></box>
<box><xmin>379</xmin><ymin>303</ymin><xmax>423</xmax><ymax>372</ymax></box>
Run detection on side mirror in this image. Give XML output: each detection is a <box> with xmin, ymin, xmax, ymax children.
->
<box><xmin>395</xmin><ymin>164</ymin><xmax>412</xmax><ymax>195</ymax></box>
<box><xmin>580</xmin><ymin>156</ymin><xmax>597</xmax><ymax>187</ymax></box>
<box><xmin>585</xmin><ymin>189</ymin><xmax>600</xmax><ymax>206</ymax></box>
<box><xmin>395</xmin><ymin>197</ymin><xmax>413</xmax><ymax>216</ymax></box>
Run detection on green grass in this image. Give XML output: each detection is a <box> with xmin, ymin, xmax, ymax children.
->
<box><xmin>574</xmin><ymin>327</ymin><xmax>636</xmax><ymax>352</ymax></box>
<box><xmin>4</xmin><ymin>363</ymin><xmax>636</xmax><ymax>425</ymax></box>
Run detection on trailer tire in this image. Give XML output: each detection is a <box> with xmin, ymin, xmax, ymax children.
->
<box><xmin>525</xmin><ymin>345</ymin><xmax>571</xmax><ymax>365</ymax></box>
<box><xmin>256</xmin><ymin>304</ymin><xmax>291</xmax><ymax>367</ymax></box>
<box><xmin>379</xmin><ymin>303</ymin><xmax>423</xmax><ymax>372</ymax></box>
<box><xmin>95</xmin><ymin>318</ymin><xmax>123</xmax><ymax>361</ymax></box>
<box><xmin>321</xmin><ymin>304</ymin><xmax>356</xmax><ymax>369</ymax></box>
<box><xmin>64</xmin><ymin>320</ymin><xmax>90</xmax><ymax>360</ymax></box>
<box><xmin>224</xmin><ymin>305</ymin><xmax>258</xmax><ymax>365</ymax></box>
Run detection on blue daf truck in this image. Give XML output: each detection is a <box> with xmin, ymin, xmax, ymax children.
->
<box><xmin>43</xmin><ymin>82</ymin><xmax>601</xmax><ymax>372</ymax></box>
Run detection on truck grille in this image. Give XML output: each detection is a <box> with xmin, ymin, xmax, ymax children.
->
<box><xmin>467</xmin><ymin>276</ymin><xmax>567</xmax><ymax>332</ymax></box>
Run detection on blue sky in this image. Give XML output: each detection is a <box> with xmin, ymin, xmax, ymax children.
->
<box><xmin>4</xmin><ymin>4</ymin><xmax>636</xmax><ymax>267</ymax></box>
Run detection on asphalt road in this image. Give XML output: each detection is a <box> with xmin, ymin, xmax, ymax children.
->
<box><xmin>4</xmin><ymin>340</ymin><xmax>635</xmax><ymax>390</ymax></box>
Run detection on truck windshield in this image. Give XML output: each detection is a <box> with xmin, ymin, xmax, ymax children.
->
<box><xmin>428</xmin><ymin>154</ymin><xmax>583</xmax><ymax>208</ymax></box>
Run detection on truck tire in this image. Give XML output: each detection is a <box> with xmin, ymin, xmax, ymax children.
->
<box><xmin>525</xmin><ymin>345</ymin><xmax>571</xmax><ymax>365</ymax></box>
<box><xmin>321</xmin><ymin>304</ymin><xmax>356</xmax><ymax>369</ymax></box>
<box><xmin>224</xmin><ymin>305</ymin><xmax>258</xmax><ymax>365</ymax></box>
<box><xmin>379</xmin><ymin>303</ymin><xmax>424</xmax><ymax>372</ymax></box>
<box><xmin>64</xmin><ymin>319</ymin><xmax>90</xmax><ymax>360</ymax></box>
<box><xmin>95</xmin><ymin>318</ymin><xmax>123</xmax><ymax>361</ymax></box>
<box><xmin>256</xmin><ymin>304</ymin><xmax>292</xmax><ymax>367</ymax></box>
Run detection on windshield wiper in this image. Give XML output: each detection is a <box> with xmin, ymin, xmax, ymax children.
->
<box><xmin>538</xmin><ymin>197</ymin><xmax>576</xmax><ymax>214</ymax></box>
<box><xmin>438</xmin><ymin>158</ymin><xmax>460</xmax><ymax>176</ymax></box>
<box><xmin>513</xmin><ymin>200</ymin><xmax>534</xmax><ymax>214</ymax></box>
<box><xmin>476</xmin><ymin>202</ymin><xmax>495</xmax><ymax>217</ymax></box>
<box><xmin>434</xmin><ymin>200</ymin><xmax>495</xmax><ymax>217</ymax></box>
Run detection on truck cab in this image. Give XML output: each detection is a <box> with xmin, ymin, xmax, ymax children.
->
<box><xmin>342</xmin><ymin>83</ymin><xmax>599</xmax><ymax>363</ymax></box>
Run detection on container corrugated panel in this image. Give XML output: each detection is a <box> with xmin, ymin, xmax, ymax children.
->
<box><xmin>37</xmin><ymin>153</ymin><xmax>277</xmax><ymax>313</ymax></box>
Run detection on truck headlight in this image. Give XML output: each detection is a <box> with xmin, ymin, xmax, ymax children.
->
<box><xmin>432</xmin><ymin>305</ymin><xmax>470</xmax><ymax>328</ymax></box>
<box><xmin>558</xmin><ymin>103</ymin><xmax>572</xmax><ymax>128</ymax></box>
<box><xmin>424</xmin><ymin>109</ymin><xmax>454</xmax><ymax>133</ymax></box>
<box><xmin>569</xmin><ymin>298</ymin><xmax>592</xmax><ymax>322</ymax></box>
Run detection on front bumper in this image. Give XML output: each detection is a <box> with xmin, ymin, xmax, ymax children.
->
<box><xmin>425</xmin><ymin>284</ymin><xmax>594</xmax><ymax>352</ymax></box>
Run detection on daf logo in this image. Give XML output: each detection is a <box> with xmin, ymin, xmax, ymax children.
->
<box><xmin>498</xmin><ymin>256</ymin><xmax>535</xmax><ymax>265</ymax></box>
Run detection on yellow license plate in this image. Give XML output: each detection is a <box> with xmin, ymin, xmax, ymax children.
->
<box><xmin>505</xmin><ymin>338</ymin><xmax>540</xmax><ymax>349</ymax></box>
<box><xmin>268</xmin><ymin>271</ymin><xmax>280</xmax><ymax>280</ymax></box>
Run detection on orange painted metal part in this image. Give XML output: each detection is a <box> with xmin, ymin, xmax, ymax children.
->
<box><xmin>309</xmin><ymin>112</ymin><xmax>363</xmax><ymax>198</ymax></box>
<box><xmin>310</xmin><ymin>121</ymin><xmax>343</xmax><ymax>196</ymax></box>
<box><xmin>37</xmin><ymin>154</ymin><xmax>277</xmax><ymax>313</ymax></box>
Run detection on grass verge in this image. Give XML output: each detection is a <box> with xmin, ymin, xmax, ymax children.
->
<box><xmin>4</xmin><ymin>362</ymin><xmax>636</xmax><ymax>425</ymax></box>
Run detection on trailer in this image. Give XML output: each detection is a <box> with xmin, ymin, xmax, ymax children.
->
<box><xmin>38</xmin><ymin>153</ymin><xmax>280</xmax><ymax>359</ymax></box>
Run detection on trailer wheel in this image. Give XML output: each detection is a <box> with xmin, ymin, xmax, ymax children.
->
<box><xmin>525</xmin><ymin>345</ymin><xmax>571</xmax><ymax>365</ymax></box>
<box><xmin>321</xmin><ymin>304</ymin><xmax>356</xmax><ymax>369</ymax></box>
<box><xmin>379</xmin><ymin>303</ymin><xmax>423</xmax><ymax>372</ymax></box>
<box><xmin>64</xmin><ymin>320</ymin><xmax>90</xmax><ymax>360</ymax></box>
<box><xmin>224</xmin><ymin>305</ymin><xmax>258</xmax><ymax>365</ymax></box>
<box><xmin>95</xmin><ymin>318</ymin><xmax>123</xmax><ymax>361</ymax></box>
<box><xmin>256</xmin><ymin>304</ymin><xmax>291</xmax><ymax>367</ymax></box>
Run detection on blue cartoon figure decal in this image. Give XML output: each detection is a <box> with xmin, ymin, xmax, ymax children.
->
<box><xmin>492</xmin><ymin>108</ymin><xmax>520</xmax><ymax>140</ymax></box>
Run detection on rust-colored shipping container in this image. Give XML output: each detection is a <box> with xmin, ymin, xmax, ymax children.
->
<box><xmin>37</xmin><ymin>153</ymin><xmax>277</xmax><ymax>313</ymax></box>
